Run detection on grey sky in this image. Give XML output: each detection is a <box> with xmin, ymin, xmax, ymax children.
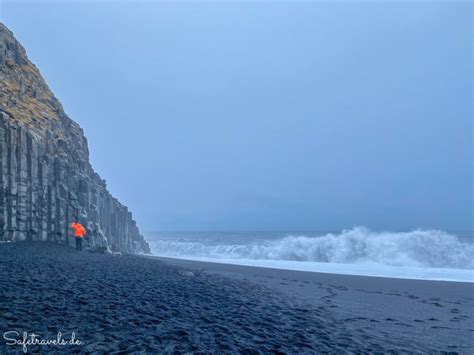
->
<box><xmin>2</xmin><ymin>0</ymin><xmax>472</xmax><ymax>232</ymax></box>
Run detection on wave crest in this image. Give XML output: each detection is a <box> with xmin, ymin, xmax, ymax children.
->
<box><xmin>149</xmin><ymin>228</ymin><xmax>474</xmax><ymax>269</ymax></box>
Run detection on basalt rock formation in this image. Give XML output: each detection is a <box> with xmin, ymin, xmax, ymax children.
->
<box><xmin>0</xmin><ymin>23</ymin><xmax>150</xmax><ymax>253</ymax></box>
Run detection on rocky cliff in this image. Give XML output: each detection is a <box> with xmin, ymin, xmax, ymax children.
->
<box><xmin>0</xmin><ymin>23</ymin><xmax>150</xmax><ymax>253</ymax></box>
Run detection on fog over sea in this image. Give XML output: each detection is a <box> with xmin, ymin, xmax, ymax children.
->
<box><xmin>146</xmin><ymin>228</ymin><xmax>474</xmax><ymax>282</ymax></box>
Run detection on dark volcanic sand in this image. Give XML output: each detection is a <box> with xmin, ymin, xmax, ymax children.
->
<box><xmin>161</xmin><ymin>257</ymin><xmax>474</xmax><ymax>354</ymax></box>
<box><xmin>0</xmin><ymin>242</ymin><xmax>472</xmax><ymax>353</ymax></box>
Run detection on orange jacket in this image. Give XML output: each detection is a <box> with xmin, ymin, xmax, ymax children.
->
<box><xmin>71</xmin><ymin>222</ymin><xmax>86</xmax><ymax>238</ymax></box>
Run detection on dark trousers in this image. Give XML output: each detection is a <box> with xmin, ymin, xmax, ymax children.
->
<box><xmin>75</xmin><ymin>237</ymin><xmax>82</xmax><ymax>251</ymax></box>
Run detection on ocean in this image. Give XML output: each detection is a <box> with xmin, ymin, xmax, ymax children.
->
<box><xmin>145</xmin><ymin>227</ymin><xmax>474</xmax><ymax>282</ymax></box>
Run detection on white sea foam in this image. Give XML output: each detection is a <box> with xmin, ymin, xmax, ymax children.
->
<box><xmin>148</xmin><ymin>228</ymin><xmax>474</xmax><ymax>282</ymax></box>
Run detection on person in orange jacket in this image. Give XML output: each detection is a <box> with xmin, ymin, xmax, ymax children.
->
<box><xmin>71</xmin><ymin>221</ymin><xmax>86</xmax><ymax>251</ymax></box>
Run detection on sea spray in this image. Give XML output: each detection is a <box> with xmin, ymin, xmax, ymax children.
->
<box><xmin>148</xmin><ymin>228</ymin><xmax>474</xmax><ymax>270</ymax></box>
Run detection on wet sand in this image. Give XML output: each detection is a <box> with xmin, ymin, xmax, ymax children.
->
<box><xmin>160</xmin><ymin>256</ymin><xmax>474</xmax><ymax>353</ymax></box>
<box><xmin>0</xmin><ymin>242</ymin><xmax>472</xmax><ymax>353</ymax></box>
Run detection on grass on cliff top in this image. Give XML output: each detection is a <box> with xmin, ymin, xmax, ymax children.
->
<box><xmin>1</xmin><ymin>60</ymin><xmax>60</xmax><ymax>126</ymax></box>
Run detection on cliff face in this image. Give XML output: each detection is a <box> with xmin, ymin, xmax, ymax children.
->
<box><xmin>0</xmin><ymin>23</ymin><xmax>150</xmax><ymax>253</ymax></box>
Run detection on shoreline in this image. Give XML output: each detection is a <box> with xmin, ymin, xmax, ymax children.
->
<box><xmin>153</xmin><ymin>255</ymin><xmax>474</xmax><ymax>352</ymax></box>
<box><xmin>1</xmin><ymin>242</ymin><xmax>472</xmax><ymax>353</ymax></box>
<box><xmin>145</xmin><ymin>254</ymin><xmax>474</xmax><ymax>283</ymax></box>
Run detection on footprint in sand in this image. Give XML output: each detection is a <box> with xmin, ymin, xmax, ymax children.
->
<box><xmin>356</xmin><ymin>288</ymin><xmax>382</xmax><ymax>294</ymax></box>
<box><xmin>395</xmin><ymin>322</ymin><xmax>413</xmax><ymax>327</ymax></box>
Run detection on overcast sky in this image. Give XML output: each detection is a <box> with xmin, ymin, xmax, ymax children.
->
<box><xmin>1</xmin><ymin>0</ymin><xmax>472</xmax><ymax>232</ymax></box>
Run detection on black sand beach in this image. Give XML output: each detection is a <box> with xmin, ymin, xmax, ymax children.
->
<box><xmin>1</xmin><ymin>242</ymin><xmax>472</xmax><ymax>353</ymax></box>
<box><xmin>161</xmin><ymin>257</ymin><xmax>474</xmax><ymax>353</ymax></box>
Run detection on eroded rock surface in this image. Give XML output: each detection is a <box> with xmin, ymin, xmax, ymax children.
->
<box><xmin>0</xmin><ymin>23</ymin><xmax>149</xmax><ymax>253</ymax></box>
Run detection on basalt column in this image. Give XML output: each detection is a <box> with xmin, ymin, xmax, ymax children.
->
<box><xmin>0</xmin><ymin>23</ymin><xmax>150</xmax><ymax>253</ymax></box>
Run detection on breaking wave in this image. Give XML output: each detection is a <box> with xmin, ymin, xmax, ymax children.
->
<box><xmin>150</xmin><ymin>228</ymin><xmax>474</xmax><ymax>269</ymax></box>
